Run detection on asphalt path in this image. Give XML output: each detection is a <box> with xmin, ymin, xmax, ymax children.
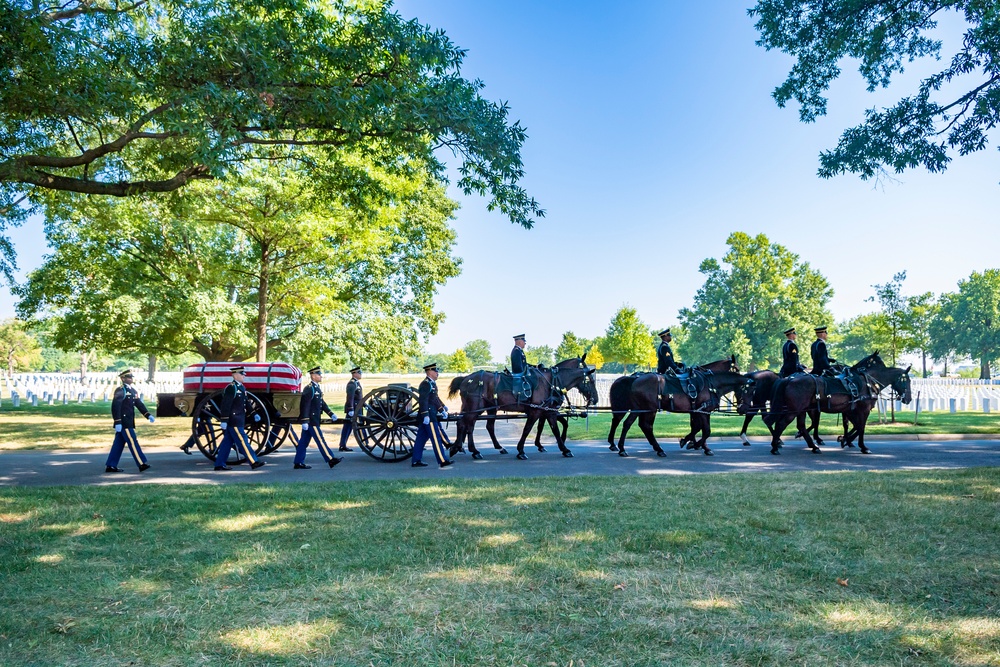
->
<box><xmin>2</xmin><ymin>421</ymin><xmax>998</xmax><ymax>487</ymax></box>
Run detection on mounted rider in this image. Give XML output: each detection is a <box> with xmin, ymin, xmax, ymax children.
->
<box><xmin>656</xmin><ymin>329</ymin><xmax>681</xmax><ymax>374</ymax></box>
<box><xmin>810</xmin><ymin>326</ymin><xmax>838</xmax><ymax>376</ymax></box>
<box><xmin>509</xmin><ymin>333</ymin><xmax>532</xmax><ymax>400</ymax></box>
<box><xmin>779</xmin><ymin>327</ymin><xmax>806</xmax><ymax>377</ymax></box>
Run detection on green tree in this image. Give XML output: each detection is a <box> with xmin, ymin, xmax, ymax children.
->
<box><xmin>446</xmin><ymin>348</ymin><xmax>472</xmax><ymax>373</ymax></box>
<box><xmin>750</xmin><ymin>2</ymin><xmax>1000</xmax><ymax>182</ymax></box>
<box><xmin>869</xmin><ymin>271</ymin><xmax>909</xmax><ymax>367</ymax></box>
<box><xmin>933</xmin><ymin>270</ymin><xmax>1000</xmax><ymax>379</ymax></box>
<box><xmin>525</xmin><ymin>345</ymin><xmax>555</xmax><ymax>368</ymax></box>
<box><xmin>555</xmin><ymin>331</ymin><xmax>588</xmax><ymax>360</ymax></box>
<box><xmin>0</xmin><ymin>319</ymin><xmax>42</xmax><ymax>373</ymax></box>
<box><xmin>0</xmin><ymin>0</ymin><xmax>543</xmax><ymax>276</ymax></box>
<box><xmin>601</xmin><ymin>306</ymin><xmax>655</xmax><ymax>373</ymax></box>
<box><xmin>679</xmin><ymin>232</ymin><xmax>832</xmax><ymax>371</ymax></box>
<box><xmin>904</xmin><ymin>292</ymin><xmax>939</xmax><ymax>378</ymax></box>
<box><xmin>583</xmin><ymin>342</ymin><xmax>605</xmax><ymax>371</ymax></box>
<box><xmin>462</xmin><ymin>339</ymin><xmax>494</xmax><ymax>367</ymax></box>
<box><xmin>834</xmin><ymin>314</ymin><xmax>891</xmax><ymax>367</ymax></box>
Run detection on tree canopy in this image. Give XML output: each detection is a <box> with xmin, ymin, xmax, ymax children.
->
<box><xmin>600</xmin><ymin>306</ymin><xmax>655</xmax><ymax>373</ymax></box>
<box><xmin>679</xmin><ymin>232</ymin><xmax>832</xmax><ymax>371</ymax></box>
<box><xmin>0</xmin><ymin>0</ymin><xmax>543</xmax><ymax>277</ymax></box>
<box><xmin>751</xmin><ymin>1</ymin><xmax>1000</xmax><ymax>181</ymax></box>
<box><xmin>932</xmin><ymin>269</ymin><xmax>1000</xmax><ymax>379</ymax></box>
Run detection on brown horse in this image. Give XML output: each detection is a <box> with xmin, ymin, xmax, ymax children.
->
<box><xmin>448</xmin><ymin>356</ymin><xmax>599</xmax><ymax>460</ymax></box>
<box><xmin>760</xmin><ymin>352</ymin><xmax>912</xmax><ymax>455</ymax></box>
<box><xmin>608</xmin><ymin>357</ymin><xmax>744</xmax><ymax>457</ymax></box>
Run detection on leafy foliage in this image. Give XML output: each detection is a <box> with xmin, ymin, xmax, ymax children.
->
<box><xmin>462</xmin><ymin>339</ymin><xmax>494</xmax><ymax>367</ymax></box>
<box><xmin>0</xmin><ymin>318</ymin><xmax>41</xmax><ymax>373</ymax></box>
<box><xmin>600</xmin><ymin>306</ymin><xmax>655</xmax><ymax>373</ymax></box>
<box><xmin>751</xmin><ymin>1</ymin><xmax>1000</xmax><ymax>180</ymax></box>
<box><xmin>932</xmin><ymin>269</ymin><xmax>1000</xmax><ymax>379</ymax></box>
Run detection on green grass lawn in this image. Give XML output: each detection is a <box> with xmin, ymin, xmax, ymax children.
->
<box><xmin>1</xmin><ymin>471</ymin><xmax>998</xmax><ymax>666</ymax></box>
<box><xmin>566</xmin><ymin>410</ymin><xmax>1000</xmax><ymax>442</ymax></box>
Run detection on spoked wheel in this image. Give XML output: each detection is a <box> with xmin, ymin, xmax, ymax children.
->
<box><xmin>353</xmin><ymin>385</ymin><xmax>419</xmax><ymax>462</ymax></box>
<box><xmin>260</xmin><ymin>422</ymin><xmax>291</xmax><ymax>455</ymax></box>
<box><xmin>192</xmin><ymin>391</ymin><xmax>273</xmax><ymax>464</ymax></box>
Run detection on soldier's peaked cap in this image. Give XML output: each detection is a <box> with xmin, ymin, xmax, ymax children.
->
<box><xmin>658</xmin><ymin>329</ymin><xmax>671</xmax><ymax>337</ymax></box>
<box><xmin>783</xmin><ymin>328</ymin><xmax>796</xmax><ymax>336</ymax></box>
<box><xmin>349</xmin><ymin>366</ymin><xmax>362</xmax><ymax>374</ymax></box>
<box><xmin>423</xmin><ymin>362</ymin><xmax>438</xmax><ymax>371</ymax></box>
<box><xmin>307</xmin><ymin>366</ymin><xmax>322</xmax><ymax>374</ymax></box>
<box><xmin>513</xmin><ymin>334</ymin><xmax>525</xmax><ymax>340</ymax></box>
<box><xmin>814</xmin><ymin>326</ymin><xmax>828</xmax><ymax>333</ymax></box>
<box><xmin>230</xmin><ymin>365</ymin><xmax>246</xmax><ymax>374</ymax></box>
<box><xmin>118</xmin><ymin>370</ymin><xmax>133</xmax><ymax>378</ymax></box>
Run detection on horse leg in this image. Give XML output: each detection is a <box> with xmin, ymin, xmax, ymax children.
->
<box><xmin>769</xmin><ymin>414</ymin><xmax>797</xmax><ymax>455</ymax></box>
<box><xmin>682</xmin><ymin>414</ymin><xmax>700</xmax><ymax>449</ymax></box>
<box><xmin>797</xmin><ymin>412</ymin><xmax>820</xmax><ymax>453</ymax></box>
<box><xmin>637</xmin><ymin>413</ymin><xmax>665</xmax><ymax>456</ymax></box>
<box><xmin>809</xmin><ymin>407</ymin><xmax>824</xmax><ymax>447</ymax></box>
<box><xmin>485</xmin><ymin>408</ymin><xmax>507</xmax><ymax>455</ymax></box>
<box><xmin>533</xmin><ymin>417</ymin><xmax>546</xmax><ymax>452</ymax></box>
<box><xmin>464</xmin><ymin>414</ymin><xmax>485</xmax><ymax>460</ymax></box>
<box><xmin>617</xmin><ymin>412</ymin><xmax>638</xmax><ymax>456</ymax></box>
<box><xmin>854</xmin><ymin>408</ymin><xmax>872</xmax><ymax>454</ymax></box>
<box><xmin>608</xmin><ymin>411</ymin><xmax>625</xmax><ymax>451</ymax></box>
<box><xmin>694</xmin><ymin>414</ymin><xmax>713</xmax><ymax>456</ymax></box>
<box><xmin>553</xmin><ymin>415</ymin><xmax>573</xmax><ymax>458</ymax></box>
<box><xmin>515</xmin><ymin>413</ymin><xmax>538</xmax><ymax>459</ymax></box>
<box><xmin>739</xmin><ymin>413</ymin><xmax>753</xmax><ymax>446</ymax></box>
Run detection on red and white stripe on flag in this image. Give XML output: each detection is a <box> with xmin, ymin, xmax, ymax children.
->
<box><xmin>182</xmin><ymin>362</ymin><xmax>303</xmax><ymax>394</ymax></box>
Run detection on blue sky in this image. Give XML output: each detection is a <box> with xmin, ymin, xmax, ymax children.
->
<box><xmin>2</xmin><ymin>1</ymin><xmax>998</xmax><ymax>363</ymax></box>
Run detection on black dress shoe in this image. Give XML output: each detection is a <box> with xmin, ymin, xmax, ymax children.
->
<box><xmin>294</xmin><ymin>463</ymin><xmax>312</xmax><ymax>469</ymax></box>
<box><xmin>138</xmin><ymin>463</ymin><xmax>150</xmax><ymax>472</ymax></box>
<box><xmin>214</xmin><ymin>465</ymin><xmax>232</xmax><ymax>471</ymax></box>
<box><xmin>105</xmin><ymin>466</ymin><xmax>123</xmax><ymax>473</ymax></box>
<box><xmin>250</xmin><ymin>460</ymin><xmax>265</xmax><ymax>470</ymax></box>
<box><xmin>439</xmin><ymin>460</ymin><xmax>453</xmax><ymax>468</ymax></box>
<box><xmin>328</xmin><ymin>457</ymin><xmax>343</xmax><ymax>468</ymax></box>
<box><xmin>411</xmin><ymin>461</ymin><xmax>428</xmax><ymax>467</ymax></box>
<box><xmin>338</xmin><ymin>447</ymin><xmax>353</xmax><ymax>452</ymax></box>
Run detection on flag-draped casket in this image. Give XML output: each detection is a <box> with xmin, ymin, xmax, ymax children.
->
<box><xmin>182</xmin><ymin>362</ymin><xmax>303</xmax><ymax>394</ymax></box>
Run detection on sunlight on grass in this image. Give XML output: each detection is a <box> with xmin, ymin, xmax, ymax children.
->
<box><xmin>317</xmin><ymin>500</ymin><xmax>370</xmax><ymax>511</ymax></box>
<box><xmin>688</xmin><ymin>597</ymin><xmax>738</xmax><ymax>610</ymax></box>
<box><xmin>452</xmin><ymin>516</ymin><xmax>508</xmax><ymax>528</ymax></box>
<box><xmin>0</xmin><ymin>511</ymin><xmax>35</xmax><ymax>523</ymax></box>
<box><xmin>226</xmin><ymin>619</ymin><xmax>342</xmax><ymax>654</ymax></box>
<box><xmin>478</xmin><ymin>532</ymin><xmax>523</xmax><ymax>547</ymax></box>
<box><xmin>405</xmin><ymin>484</ymin><xmax>476</xmax><ymax>500</ymax></box>
<box><xmin>204</xmin><ymin>513</ymin><xmax>289</xmax><ymax>533</ymax></box>
<box><xmin>561</xmin><ymin>530</ymin><xmax>603</xmax><ymax>544</ymax></box>
<box><xmin>120</xmin><ymin>578</ymin><xmax>164</xmax><ymax>595</ymax></box>
<box><xmin>503</xmin><ymin>495</ymin><xmax>550</xmax><ymax>506</ymax></box>
<box><xmin>427</xmin><ymin>565</ymin><xmax>517</xmax><ymax>584</ymax></box>
<box><xmin>201</xmin><ymin>543</ymin><xmax>279</xmax><ymax>578</ymax></box>
<box><xmin>40</xmin><ymin>521</ymin><xmax>105</xmax><ymax>535</ymax></box>
<box><xmin>34</xmin><ymin>553</ymin><xmax>64</xmax><ymax>564</ymax></box>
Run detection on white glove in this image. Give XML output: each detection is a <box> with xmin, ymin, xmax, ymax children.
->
<box><xmin>147</xmin><ymin>415</ymin><xmax>155</xmax><ymax>423</ymax></box>
<box><xmin>302</xmin><ymin>423</ymin><xmax>310</xmax><ymax>431</ymax></box>
<box><xmin>422</xmin><ymin>416</ymin><xmax>430</xmax><ymax>425</ymax></box>
<box><xmin>331</xmin><ymin>413</ymin><xmax>338</xmax><ymax>421</ymax></box>
<box><xmin>441</xmin><ymin>407</ymin><xmax>449</xmax><ymax>416</ymax></box>
<box><xmin>253</xmin><ymin>413</ymin><xmax>261</xmax><ymax>422</ymax></box>
<box><xmin>347</xmin><ymin>411</ymin><xmax>354</xmax><ymax>418</ymax></box>
<box><xmin>220</xmin><ymin>422</ymin><xmax>228</xmax><ymax>430</ymax></box>
<box><xmin>114</xmin><ymin>424</ymin><xmax>122</xmax><ymax>432</ymax></box>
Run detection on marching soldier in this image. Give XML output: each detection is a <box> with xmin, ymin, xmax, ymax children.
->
<box><xmin>213</xmin><ymin>366</ymin><xmax>265</xmax><ymax>471</ymax></box>
<box><xmin>810</xmin><ymin>326</ymin><xmax>837</xmax><ymax>375</ymax></box>
<box><xmin>338</xmin><ymin>366</ymin><xmax>363</xmax><ymax>452</ymax></box>
<box><xmin>294</xmin><ymin>366</ymin><xmax>343</xmax><ymax>469</ymax></box>
<box><xmin>411</xmin><ymin>363</ymin><xmax>453</xmax><ymax>468</ymax></box>
<box><xmin>656</xmin><ymin>329</ymin><xmax>681</xmax><ymax>374</ymax></box>
<box><xmin>511</xmin><ymin>334</ymin><xmax>527</xmax><ymax>374</ymax></box>
<box><xmin>779</xmin><ymin>328</ymin><xmax>805</xmax><ymax>377</ymax></box>
<box><xmin>105</xmin><ymin>370</ymin><xmax>154</xmax><ymax>473</ymax></box>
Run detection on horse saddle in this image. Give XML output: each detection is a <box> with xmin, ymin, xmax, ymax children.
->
<box><xmin>822</xmin><ymin>368</ymin><xmax>863</xmax><ymax>399</ymax></box>
<box><xmin>662</xmin><ymin>369</ymin><xmax>703</xmax><ymax>400</ymax></box>
<box><xmin>497</xmin><ymin>369</ymin><xmax>537</xmax><ymax>401</ymax></box>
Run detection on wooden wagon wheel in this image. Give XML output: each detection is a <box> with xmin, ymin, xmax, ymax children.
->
<box><xmin>353</xmin><ymin>385</ymin><xmax>419</xmax><ymax>462</ymax></box>
<box><xmin>260</xmin><ymin>421</ymin><xmax>291</xmax><ymax>455</ymax></box>
<box><xmin>191</xmin><ymin>390</ymin><xmax>273</xmax><ymax>464</ymax></box>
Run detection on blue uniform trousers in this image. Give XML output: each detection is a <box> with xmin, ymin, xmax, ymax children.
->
<box><xmin>106</xmin><ymin>428</ymin><xmax>148</xmax><ymax>469</ymax></box>
<box><xmin>214</xmin><ymin>418</ymin><xmax>259</xmax><ymax>466</ymax></box>
<box><xmin>294</xmin><ymin>424</ymin><xmax>337</xmax><ymax>465</ymax></box>
<box><xmin>338</xmin><ymin>420</ymin><xmax>353</xmax><ymax>449</ymax></box>
<box><xmin>412</xmin><ymin>420</ymin><xmax>450</xmax><ymax>465</ymax></box>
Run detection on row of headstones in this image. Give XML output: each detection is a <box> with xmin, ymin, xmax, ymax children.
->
<box><xmin>895</xmin><ymin>396</ymin><xmax>1000</xmax><ymax>413</ymax></box>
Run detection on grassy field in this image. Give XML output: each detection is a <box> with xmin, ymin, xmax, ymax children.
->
<box><xmin>0</xmin><ymin>470</ymin><xmax>998</xmax><ymax>666</ymax></box>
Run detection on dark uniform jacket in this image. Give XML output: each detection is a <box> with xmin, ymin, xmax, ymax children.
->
<box><xmin>657</xmin><ymin>341</ymin><xmax>680</xmax><ymax>374</ymax></box>
<box><xmin>417</xmin><ymin>377</ymin><xmax>445</xmax><ymax>424</ymax></box>
<box><xmin>345</xmin><ymin>378</ymin><xmax>363</xmax><ymax>415</ymax></box>
<box><xmin>810</xmin><ymin>339</ymin><xmax>836</xmax><ymax>375</ymax></box>
<box><xmin>112</xmin><ymin>384</ymin><xmax>150</xmax><ymax>429</ymax></box>
<box><xmin>511</xmin><ymin>345</ymin><xmax>527</xmax><ymax>374</ymax></box>
<box><xmin>219</xmin><ymin>381</ymin><xmax>249</xmax><ymax>424</ymax></box>
<box><xmin>299</xmin><ymin>381</ymin><xmax>335</xmax><ymax>425</ymax></box>
<box><xmin>780</xmin><ymin>340</ymin><xmax>804</xmax><ymax>377</ymax></box>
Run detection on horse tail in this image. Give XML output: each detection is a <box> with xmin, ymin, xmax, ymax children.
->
<box><xmin>449</xmin><ymin>373</ymin><xmax>471</xmax><ymax>398</ymax></box>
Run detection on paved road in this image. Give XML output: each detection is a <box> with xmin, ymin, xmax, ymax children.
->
<box><xmin>2</xmin><ymin>421</ymin><xmax>998</xmax><ymax>487</ymax></box>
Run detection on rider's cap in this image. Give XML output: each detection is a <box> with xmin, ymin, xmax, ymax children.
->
<box><xmin>513</xmin><ymin>334</ymin><xmax>525</xmax><ymax>341</ymax></box>
<box><xmin>658</xmin><ymin>329</ymin><xmax>671</xmax><ymax>337</ymax></box>
<box><xmin>423</xmin><ymin>362</ymin><xmax>438</xmax><ymax>372</ymax></box>
<box><xmin>783</xmin><ymin>327</ymin><xmax>796</xmax><ymax>336</ymax></box>
<box><xmin>307</xmin><ymin>366</ymin><xmax>322</xmax><ymax>374</ymax></box>
<box><xmin>230</xmin><ymin>366</ymin><xmax>246</xmax><ymax>374</ymax></box>
<box><xmin>349</xmin><ymin>366</ymin><xmax>362</xmax><ymax>374</ymax></box>
<box><xmin>118</xmin><ymin>370</ymin><xmax>133</xmax><ymax>379</ymax></box>
<box><xmin>814</xmin><ymin>326</ymin><xmax>828</xmax><ymax>334</ymax></box>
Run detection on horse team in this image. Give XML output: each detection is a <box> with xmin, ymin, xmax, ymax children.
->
<box><xmin>446</xmin><ymin>351</ymin><xmax>912</xmax><ymax>459</ymax></box>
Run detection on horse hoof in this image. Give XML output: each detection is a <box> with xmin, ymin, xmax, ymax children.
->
<box><xmin>860</xmin><ymin>448</ymin><xmax>870</xmax><ymax>455</ymax></box>
<box><xmin>811</xmin><ymin>448</ymin><xmax>821</xmax><ymax>454</ymax></box>
<box><xmin>704</xmin><ymin>449</ymin><xmax>714</xmax><ymax>456</ymax></box>
<box><xmin>770</xmin><ymin>448</ymin><xmax>780</xmax><ymax>455</ymax></box>
<box><xmin>472</xmin><ymin>452</ymin><xmax>484</xmax><ymax>460</ymax></box>
<box><xmin>499</xmin><ymin>448</ymin><xmax>508</xmax><ymax>455</ymax></box>
<box><xmin>516</xmin><ymin>453</ymin><xmax>528</xmax><ymax>460</ymax></box>
<box><xmin>536</xmin><ymin>446</ymin><xmax>546</xmax><ymax>453</ymax></box>
<box><xmin>618</xmin><ymin>451</ymin><xmax>629</xmax><ymax>458</ymax></box>
<box><xmin>678</xmin><ymin>439</ymin><xmax>686</xmax><ymax>448</ymax></box>
<box><xmin>686</xmin><ymin>443</ymin><xmax>697</xmax><ymax>450</ymax></box>
<box><xmin>562</xmin><ymin>451</ymin><xmax>573</xmax><ymax>458</ymax></box>
<box><xmin>656</xmin><ymin>450</ymin><xmax>666</xmax><ymax>457</ymax></box>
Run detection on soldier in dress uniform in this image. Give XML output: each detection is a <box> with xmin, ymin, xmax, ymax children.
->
<box><xmin>338</xmin><ymin>366</ymin><xmax>362</xmax><ymax>452</ymax></box>
<box><xmin>511</xmin><ymin>334</ymin><xmax>527</xmax><ymax>375</ymax></box>
<box><xmin>410</xmin><ymin>363</ymin><xmax>453</xmax><ymax>468</ymax></box>
<box><xmin>656</xmin><ymin>329</ymin><xmax>681</xmax><ymax>374</ymax></box>
<box><xmin>105</xmin><ymin>370</ymin><xmax>154</xmax><ymax>473</ymax></box>
<box><xmin>810</xmin><ymin>326</ymin><xmax>837</xmax><ymax>375</ymax></box>
<box><xmin>779</xmin><ymin>328</ymin><xmax>806</xmax><ymax>377</ymax></box>
<box><xmin>213</xmin><ymin>366</ymin><xmax>265</xmax><ymax>471</ymax></box>
<box><xmin>294</xmin><ymin>366</ymin><xmax>342</xmax><ymax>469</ymax></box>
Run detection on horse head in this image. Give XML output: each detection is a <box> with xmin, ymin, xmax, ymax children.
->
<box><xmin>735</xmin><ymin>376</ymin><xmax>756</xmax><ymax>414</ymax></box>
<box><xmin>554</xmin><ymin>356</ymin><xmax>600</xmax><ymax>406</ymax></box>
<box><xmin>892</xmin><ymin>365</ymin><xmax>913</xmax><ymax>404</ymax></box>
<box><xmin>853</xmin><ymin>350</ymin><xmax>886</xmax><ymax>372</ymax></box>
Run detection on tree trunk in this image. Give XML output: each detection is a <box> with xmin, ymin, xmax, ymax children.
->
<box><xmin>256</xmin><ymin>242</ymin><xmax>269</xmax><ymax>363</ymax></box>
<box><xmin>7</xmin><ymin>349</ymin><xmax>14</xmax><ymax>375</ymax></box>
<box><xmin>921</xmin><ymin>350</ymin><xmax>927</xmax><ymax>378</ymax></box>
<box><xmin>80</xmin><ymin>350</ymin><xmax>89</xmax><ymax>380</ymax></box>
<box><xmin>981</xmin><ymin>357</ymin><xmax>991</xmax><ymax>380</ymax></box>
<box><xmin>147</xmin><ymin>354</ymin><xmax>157</xmax><ymax>382</ymax></box>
